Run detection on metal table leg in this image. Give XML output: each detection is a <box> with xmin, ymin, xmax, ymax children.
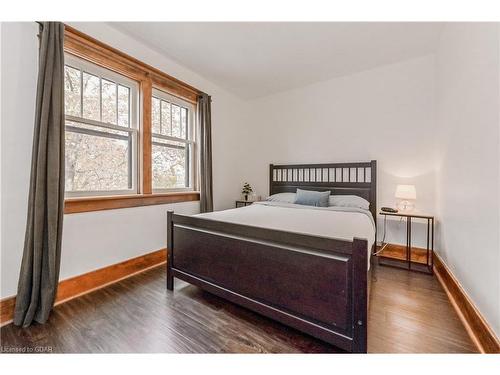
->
<box><xmin>407</xmin><ymin>217</ymin><xmax>412</xmax><ymax>270</ymax></box>
<box><xmin>426</xmin><ymin>218</ymin><xmax>430</xmax><ymax>270</ymax></box>
<box><xmin>431</xmin><ymin>217</ymin><xmax>434</xmax><ymax>275</ymax></box>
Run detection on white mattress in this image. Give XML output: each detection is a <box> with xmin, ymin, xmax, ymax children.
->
<box><xmin>196</xmin><ymin>201</ymin><xmax>375</xmax><ymax>269</ymax></box>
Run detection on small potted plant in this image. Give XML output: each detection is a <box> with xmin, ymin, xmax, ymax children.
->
<box><xmin>242</xmin><ymin>182</ymin><xmax>253</xmax><ymax>201</ymax></box>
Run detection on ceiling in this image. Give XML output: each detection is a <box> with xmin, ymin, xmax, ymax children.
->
<box><xmin>111</xmin><ymin>22</ymin><xmax>443</xmax><ymax>99</ymax></box>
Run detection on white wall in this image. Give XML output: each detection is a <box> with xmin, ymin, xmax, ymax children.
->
<box><xmin>0</xmin><ymin>22</ymin><xmax>3</xmax><ymax>300</ymax></box>
<box><xmin>1</xmin><ymin>22</ymin><xmax>39</xmax><ymax>299</ymax></box>
<box><xmin>0</xmin><ymin>22</ymin><xmax>249</xmax><ymax>298</ymax></box>
<box><xmin>435</xmin><ymin>23</ymin><xmax>500</xmax><ymax>337</ymax></box>
<box><xmin>242</xmin><ymin>55</ymin><xmax>437</xmax><ymax>247</ymax></box>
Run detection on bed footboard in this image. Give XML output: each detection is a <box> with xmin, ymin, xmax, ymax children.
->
<box><xmin>166</xmin><ymin>211</ymin><xmax>368</xmax><ymax>353</ymax></box>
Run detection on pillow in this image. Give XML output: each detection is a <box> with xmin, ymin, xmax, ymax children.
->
<box><xmin>266</xmin><ymin>192</ymin><xmax>296</xmax><ymax>204</ymax></box>
<box><xmin>329</xmin><ymin>195</ymin><xmax>370</xmax><ymax>210</ymax></box>
<box><xmin>294</xmin><ymin>189</ymin><xmax>330</xmax><ymax>207</ymax></box>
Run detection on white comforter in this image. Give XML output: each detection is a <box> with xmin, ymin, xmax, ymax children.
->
<box><xmin>196</xmin><ymin>201</ymin><xmax>375</xmax><ymax>268</ymax></box>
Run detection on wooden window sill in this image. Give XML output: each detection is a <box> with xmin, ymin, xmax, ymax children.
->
<box><xmin>64</xmin><ymin>192</ymin><xmax>200</xmax><ymax>214</ymax></box>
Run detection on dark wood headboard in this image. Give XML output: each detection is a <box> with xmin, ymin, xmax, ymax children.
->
<box><xmin>269</xmin><ymin>160</ymin><xmax>377</xmax><ymax>222</ymax></box>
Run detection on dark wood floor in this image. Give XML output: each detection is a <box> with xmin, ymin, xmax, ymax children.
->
<box><xmin>0</xmin><ymin>261</ymin><xmax>477</xmax><ymax>353</ymax></box>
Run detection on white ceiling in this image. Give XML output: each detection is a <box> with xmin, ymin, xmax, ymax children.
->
<box><xmin>111</xmin><ymin>22</ymin><xmax>443</xmax><ymax>99</ymax></box>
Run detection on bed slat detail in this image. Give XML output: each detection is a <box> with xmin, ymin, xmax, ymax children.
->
<box><xmin>269</xmin><ymin>161</ymin><xmax>377</xmax><ymax>223</ymax></box>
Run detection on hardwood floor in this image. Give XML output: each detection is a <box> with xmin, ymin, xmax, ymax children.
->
<box><xmin>0</xmin><ymin>261</ymin><xmax>477</xmax><ymax>353</ymax></box>
<box><xmin>368</xmin><ymin>263</ymin><xmax>476</xmax><ymax>353</ymax></box>
<box><xmin>377</xmin><ymin>244</ymin><xmax>430</xmax><ymax>264</ymax></box>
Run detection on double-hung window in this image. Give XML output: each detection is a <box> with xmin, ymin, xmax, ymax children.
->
<box><xmin>151</xmin><ymin>89</ymin><xmax>196</xmax><ymax>191</ymax></box>
<box><xmin>64</xmin><ymin>54</ymin><xmax>139</xmax><ymax>197</ymax></box>
<box><xmin>62</xmin><ymin>26</ymin><xmax>202</xmax><ymax>213</ymax></box>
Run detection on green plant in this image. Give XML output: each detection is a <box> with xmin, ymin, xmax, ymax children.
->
<box><xmin>241</xmin><ymin>182</ymin><xmax>253</xmax><ymax>195</ymax></box>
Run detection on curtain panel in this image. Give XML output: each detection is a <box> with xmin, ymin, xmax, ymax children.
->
<box><xmin>197</xmin><ymin>93</ymin><xmax>213</xmax><ymax>213</ymax></box>
<box><xmin>14</xmin><ymin>22</ymin><xmax>66</xmax><ymax>327</ymax></box>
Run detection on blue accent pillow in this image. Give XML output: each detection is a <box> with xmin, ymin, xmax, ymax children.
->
<box><xmin>294</xmin><ymin>189</ymin><xmax>330</xmax><ymax>207</ymax></box>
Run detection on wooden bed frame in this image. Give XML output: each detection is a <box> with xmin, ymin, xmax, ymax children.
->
<box><xmin>167</xmin><ymin>160</ymin><xmax>377</xmax><ymax>353</ymax></box>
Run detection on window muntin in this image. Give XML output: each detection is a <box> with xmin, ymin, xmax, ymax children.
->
<box><xmin>64</xmin><ymin>54</ymin><xmax>138</xmax><ymax>197</ymax></box>
<box><xmin>151</xmin><ymin>89</ymin><xmax>195</xmax><ymax>191</ymax></box>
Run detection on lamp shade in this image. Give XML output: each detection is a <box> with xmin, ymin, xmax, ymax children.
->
<box><xmin>395</xmin><ymin>184</ymin><xmax>416</xmax><ymax>200</ymax></box>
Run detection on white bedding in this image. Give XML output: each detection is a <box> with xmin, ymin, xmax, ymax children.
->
<box><xmin>196</xmin><ymin>201</ymin><xmax>375</xmax><ymax>269</ymax></box>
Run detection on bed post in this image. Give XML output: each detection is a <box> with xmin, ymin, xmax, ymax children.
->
<box><xmin>370</xmin><ymin>160</ymin><xmax>377</xmax><ymax>229</ymax></box>
<box><xmin>352</xmin><ymin>238</ymin><xmax>368</xmax><ymax>353</ymax></box>
<box><xmin>269</xmin><ymin>164</ymin><xmax>274</xmax><ymax>196</ymax></box>
<box><xmin>167</xmin><ymin>210</ymin><xmax>174</xmax><ymax>291</ymax></box>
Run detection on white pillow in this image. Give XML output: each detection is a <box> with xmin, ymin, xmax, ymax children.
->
<box><xmin>329</xmin><ymin>195</ymin><xmax>370</xmax><ymax>210</ymax></box>
<box><xmin>266</xmin><ymin>193</ymin><xmax>296</xmax><ymax>204</ymax></box>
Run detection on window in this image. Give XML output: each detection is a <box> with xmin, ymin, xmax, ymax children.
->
<box><xmin>62</xmin><ymin>26</ymin><xmax>201</xmax><ymax>213</ymax></box>
<box><xmin>151</xmin><ymin>89</ymin><xmax>196</xmax><ymax>191</ymax></box>
<box><xmin>64</xmin><ymin>54</ymin><xmax>139</xmax><ymax>197</ymax></box>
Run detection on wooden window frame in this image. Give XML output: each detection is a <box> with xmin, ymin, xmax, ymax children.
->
<box><xmin>151</xmin><ymin>88</ymin><xmax>197</xmax><ymax>193</ymax></box>
<box><xmin>64</xmin><ymin>54</ymin><xmax>140</xmax><ymax>198</ymax></box>
<box><xmin>63</xmin><ymin>25</ymin><xmax>201</xmax><ymax>213</ymax></box>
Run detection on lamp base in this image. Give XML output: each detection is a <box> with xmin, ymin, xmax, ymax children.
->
<box><xmin>397</xmin><ymin>200</ymin><xmax>415</xmax><ymax>212</ymax></box>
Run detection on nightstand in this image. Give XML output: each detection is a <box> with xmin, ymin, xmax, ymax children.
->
<box><xmin>377</xmin><ymin>211</ymin><xmax>434</xmax><ymax>274</ymax></box>
<box><xmin>235</xmin><ymin>200</ymin><xmax>254</xmax><ymax>208</ymax></box>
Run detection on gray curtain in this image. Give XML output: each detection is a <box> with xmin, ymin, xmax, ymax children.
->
<box><xmin>14</xmin><ymin>22</ymin><xmax>65</xmax><ymax>327</ymax></box>
<box><xmin>197</xmin><ymin>93</ymin><xmax>213</xmax><ymax>213</ymax></box>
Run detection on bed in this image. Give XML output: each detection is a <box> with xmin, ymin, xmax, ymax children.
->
<box><xmin>166</xmin><ymin>161</ymin><xmax>377</xmax><ymax>353</ymax></box>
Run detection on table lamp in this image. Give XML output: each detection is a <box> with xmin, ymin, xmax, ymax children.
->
<box><xmin>395</xmin><ymin>184</ymin><xmax>416</xmax><ymax>211</ymax></box>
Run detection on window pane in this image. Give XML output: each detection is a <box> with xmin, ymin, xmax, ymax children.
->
<box><xmin>171</xmin><ymin>105</ymin><xmax>181</xmax><ymax>138</ymax></box>
<box><xmin>160</xmin><ymin>100</ymin><xmax>171</xmax><ymax>136</ymax></box>
<box><xmin>118</xmin><ymin>85</ymin><xmax>130</xmax><ymax>127</ymax></box>
<box><xmin>64</xmin><ymin>66</ymin><xmax>81</xmax><ymax>116</ymax></box>
<box><xmin>152</xmin><ymin>97</ymin><xmax>161</xmax><ymax>134</ymax></box>
<box><xmin>65</xmin><ymin>121</ymin><xmax>131</xmax><ymax>192</ymax></box>
<box><xmin>152</xmin><ymin>138</ymin><xmax>188</xmax><ymax>189</ymax></box>
<box><xmin>82</xmin><ymin>72</ymin><xmax>100</xmax><ymax>121</ymax></box>
<box><xmin>101</xmin><ymin>79</ymin><xmax>117</xmax><ymax>125</ymax></box>
<box><xmin>181</xmin><ymin>107</ymin><xmax>187</xmax><ymax>139</ymax></box>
